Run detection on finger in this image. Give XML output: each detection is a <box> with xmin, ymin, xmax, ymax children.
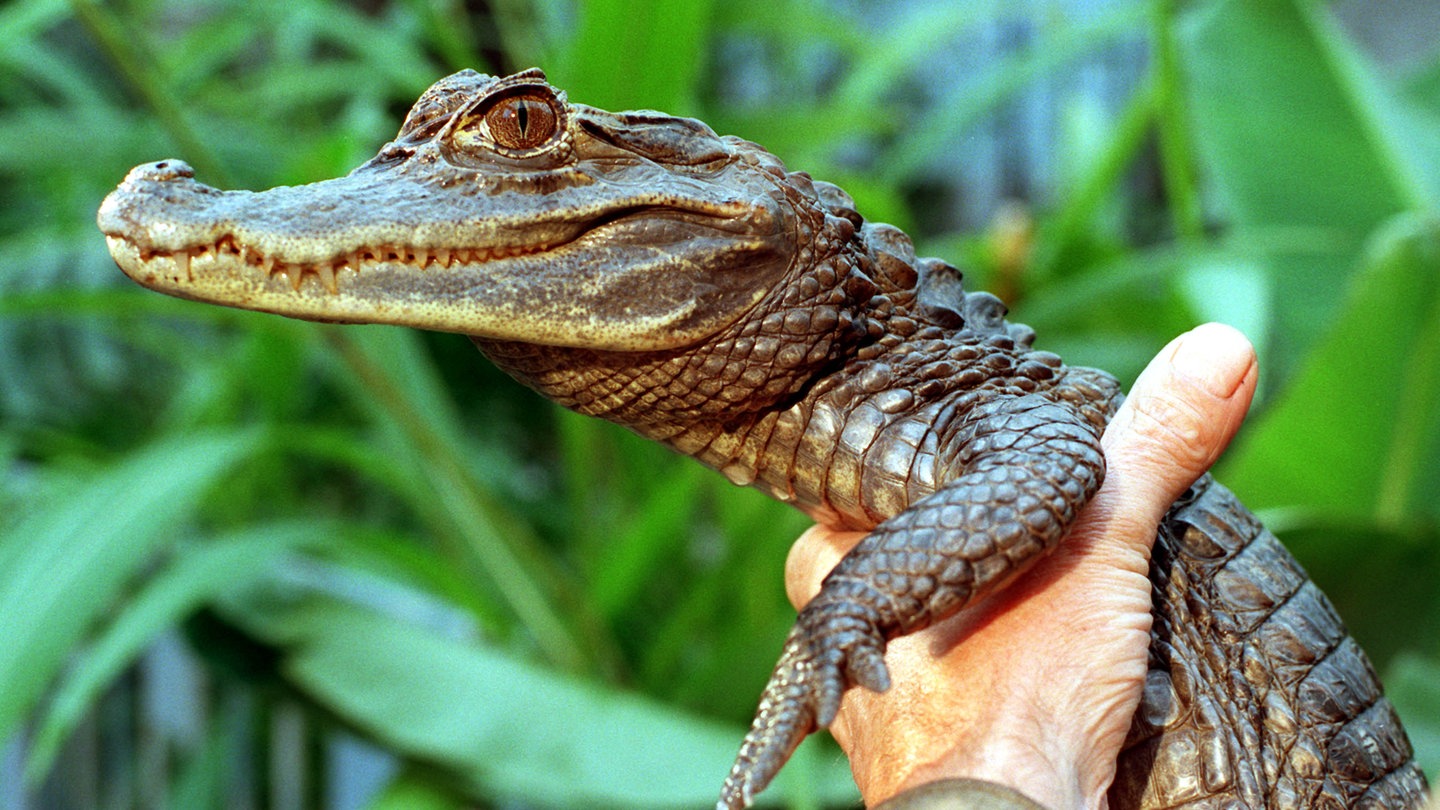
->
<box><xmin>1100</xmin><ymin>322</ymin><xmax>1258</xmax><ymax>535</ymax></box>
<box><xmin>785</xmin><ymin>525</ymin><xmax>864</xmax><ymax>611</ymax></box>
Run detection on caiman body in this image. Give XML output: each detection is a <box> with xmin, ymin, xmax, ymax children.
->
<box><xmin>99</xmin><ymin>69</ymin><xmax>1427</xmax><ymax>808</ymax></box>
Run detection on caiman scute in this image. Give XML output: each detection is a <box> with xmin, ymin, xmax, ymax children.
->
<box><xmin>97</xmin><ymin>68</ymin><xmax>1428</xmax><ymax>809</ymax></box>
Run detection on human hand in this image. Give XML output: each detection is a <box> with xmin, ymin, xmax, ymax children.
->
<box><xmin>784</xmin><ymin>323</ymin><xmax>1259</xmax><ymax>809</ymax></box>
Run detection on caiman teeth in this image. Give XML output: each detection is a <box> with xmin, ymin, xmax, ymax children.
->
<box><xmin>314</xmin><ymin>262</ymin><xmax>338</xmax><ymax>294</ymax></box>
<box><xmin>129</xmin><ymin>235</ymin><xmax>554</xmax><ymax>295</ymax></box>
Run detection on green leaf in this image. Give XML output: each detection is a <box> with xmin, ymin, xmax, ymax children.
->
<box><xmin>546</xmin><ymin>0</ymin><xmax>716</xmax><ymax>114</ymax></box>
<box><xmin>23</xmin><ymin>522</ymin><xmax>328</xmax><ymax>780</ymax></box>
<box><xmin>363</xmin><ymin>770</ymin><xmax>465</xmax><ymax>810</ymax></box>
<box><xmin>1384</xmin><ymin>653</ymin><xmax>1440</xmax><ymax>779</ymax></box>
<box><xmin>1220</xmin><ymin>214</ymin><xmax>1440</xmax><ymax>522</ymax></box>
<box><xmin>1276</xmin><ymin>520</ymin><xmax>1440</xmax><ymax>670</ymax></box>
<box><xmin>224</xmin><ymin>586</ymin><xmax>857</xmax><ymax>808</ymax></box>
<box><xmin>880</xmin><ymin>7</ymin><xmax>1146</xmax><ymax>185</ymax></box>
<box><xmin>0</xmin><ymin>0</ymin><xmax>70</xmax><ymax>65</ymax></box>
<box><xmin>0</xmin><ymin>429</ymin><xmax>258</xmax><ymax>741</ymax></box>
<box><xmin>1178</xmin><ymin>0</ymin><xmax>1438</xmax><ymax>368</ymax></box>
<box><xmin>1182</xmin><ymin>0</ymin><xmax>1429</xmax><ymax>228</ymax></box>
<box><xmin>164</xmin><ymin>696</ymin><xmax>248</xmax><ymax>810</ymax></box>
<box><xmin>324</xmin><ymin>326</ymin><xmax>601</xmax><ymax>673</ymax></box>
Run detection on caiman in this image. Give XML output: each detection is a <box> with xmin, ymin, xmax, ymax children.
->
<box><xmin>97</xmin><ymin>68</ymin><xmax>1428</xmax><ymax>809</ymax></box>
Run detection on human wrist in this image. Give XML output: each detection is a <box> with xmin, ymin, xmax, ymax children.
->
<box><xmin>873</xmin><ymin>777</ymin><xmax>1050</xmax><ymax>809</ymax></box>
<box><xmin>827</xmin><ymin>604</ymin><xmax>1133</xmax><ymax>810</ymax></box>
<box><xmin>931</xmin><ymin>734</ymin><xmax>1088</xmax><ymax>810</ymax></box>
<box><xmin>893</xmin><ymin>732</ymin><xmax>1089</xmax><ymax>809</ymax></box>
<box><xmin>839</xmin><ymin>690</ymin><xmax>1101</xmax><ymax>810</ymax></box>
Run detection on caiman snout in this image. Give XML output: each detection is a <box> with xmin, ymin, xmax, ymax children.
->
<box><xmin>97</xmin><ymin>69</ymin><xmax>816</xmax><ymax>352</ymax></box>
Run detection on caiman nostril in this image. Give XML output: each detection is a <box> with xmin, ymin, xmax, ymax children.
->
<box><xmin>123</xmin><ymin>159</ymin><xmax>195</xmax><ymax>183</ymax></box>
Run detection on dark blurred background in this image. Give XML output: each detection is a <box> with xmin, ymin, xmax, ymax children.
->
<box><xmin>2</xmin><ymin>0</ymin><xmax>1438</xmax><ymax>808</ymax></box>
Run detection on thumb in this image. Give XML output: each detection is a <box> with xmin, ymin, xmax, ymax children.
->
<box><xmin>1100</xmin><ymin>322</ymin><xmax>1259</xmax><ymax>534</ymax></box>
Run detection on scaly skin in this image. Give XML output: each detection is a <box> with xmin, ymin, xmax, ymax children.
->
<box><xmin>98</xmin><ymin>69</ymin><xmax>1427</xmax><ymax>809</ymax></box>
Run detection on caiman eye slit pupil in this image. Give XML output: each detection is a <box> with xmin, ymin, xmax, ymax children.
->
<box><xmin>485</xmin><ymin>94</ymin><xmax>558</xmax><ymax>151</ymax></box>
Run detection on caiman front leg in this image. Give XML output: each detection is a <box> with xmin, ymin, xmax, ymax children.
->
<box><xmin>718</xmin><ymin>393</ymin><xmax>1109</xmax><ymax>809</ymax></box>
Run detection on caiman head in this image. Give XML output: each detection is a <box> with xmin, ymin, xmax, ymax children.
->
<box><xmin>99</xmin><ymin>68</ymin><xmax>840</xmax><ymax>353</ymax></box>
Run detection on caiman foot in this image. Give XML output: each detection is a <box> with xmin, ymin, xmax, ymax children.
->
<box><xmin>717</xmin><ymin>600</ymin><xmax>890</xmax><ymax>809</ymax></box>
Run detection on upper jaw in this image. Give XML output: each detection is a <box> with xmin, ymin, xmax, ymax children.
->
<box><xmin>98</xmin><ymin>154</ymin><xmax>798</xmax><ymax>350</ymax></box>
<box><xmin>98</xmin><ymin>156</ymin><xmax>596</xmax><ymax>265</ymax></box>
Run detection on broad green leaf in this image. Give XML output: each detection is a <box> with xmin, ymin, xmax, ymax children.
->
<box><xmin>581</xmin><ymin>452</ymin><xmax>709</xmax><ymax>619</ymax></box>
<box><xmin>0</xmin><ymin>429</ymin><xmax>257</xmax><ymax>741</ymax></box>
<box><xmin>1178</xmin><ymin>258</ymin><xmax>1270</xmax><ymax>353</ymax></box>
<box><xmin>224</xmin><ymin>588</ymin><xmax>857</xmax><ymax>808</ymax></box>
<box><xmin>1386</xmin><ymin>654</ymin><xmax>1440</xmax><ymax>779</ymax></box>
<box><xmin>1178</xmin><ymin>0</ymin><xmax>1438</xmax><ymax>370</ymax></box>
<box><xmin>1182</xmin><ymin>0</ymin><xmax>1428</xmax><ymax>230</ymax></box>
<box><xmin>0</xmin><ymin>0</ymin><xmax>69</xmax><ymax>62</ymax></box>
<box><xmin>1275</xmin><ymin>520</ymin><xmax>1440</xmax><ymax>671</ymax></box>
<box><xmin>24</xmin><ymin>522</ymin><xmax>329</xmax><ymax>780</ymax></box>
<box><xmin>546</xmin><ymin>0</ymin><xmax>716</xmax><ymax>114</ymax></box>
<box><xmin>324</xmin><ymin>326</ymin><xmax>600</xmax><ymax>673</ymax></box>
<box><xmin>363</xmin><ymin>770</ymin><xmax>465</xmax><ymax>810</ymax></box>
<box><xmin>1220</xmin><ymin>214</ymin><xmax>1440</xmax><ymax>522</ymax></box>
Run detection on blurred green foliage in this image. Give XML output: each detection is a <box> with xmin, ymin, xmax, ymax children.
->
<box><xmin>1</xmin><ymin>0</ymin><xmax>1437</xmax><ymax>807</ymax></box>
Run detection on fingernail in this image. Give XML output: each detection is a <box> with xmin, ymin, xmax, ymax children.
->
<box><xmin>1169</xmin><ymin>323</ymin><xmax>1255</xmax><ymax>399</ymax></box>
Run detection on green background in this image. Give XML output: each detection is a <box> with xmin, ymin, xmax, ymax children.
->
<box><xmin>2</xmin><ymin>0</ymin><xmax>1437</xmax><ymax>807</ymax></box>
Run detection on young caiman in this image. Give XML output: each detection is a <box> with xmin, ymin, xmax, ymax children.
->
<box><xmin>98</xmin><ymin>69</ymin><xmax>1427</xmax><ymax>809</ymax></box>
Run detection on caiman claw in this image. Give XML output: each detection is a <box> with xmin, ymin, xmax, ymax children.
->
<box><xmin>717</xmin><ymin>601</ymin><xmax>891</xmax><ymax>809</ymax></box>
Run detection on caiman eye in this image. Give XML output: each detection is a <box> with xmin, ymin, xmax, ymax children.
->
<box><xmin>485</xmin><ymin>93</ymin><xmax>558</xmax><ymax>150</ymax></box>
<box><xmin>444</xmin><ymin>79</ymin><xmax>569</xmax><ymax>164</ymax></box>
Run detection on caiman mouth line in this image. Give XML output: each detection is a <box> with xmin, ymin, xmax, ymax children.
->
<box><xmin>112</xmin><ymin>204</ymin><xmax>700</xmax><ymax>295</ymax></box>
<box><xmin>116</xmin><ymin>230</ymin><xmax>569</xmax><ymax>294</ymax></box>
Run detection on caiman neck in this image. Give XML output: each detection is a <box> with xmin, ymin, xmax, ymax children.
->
<box><xmin>473</xmin><ymin>194</ymin><xmax>1045</xmax><ymax>446</ymax></box>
